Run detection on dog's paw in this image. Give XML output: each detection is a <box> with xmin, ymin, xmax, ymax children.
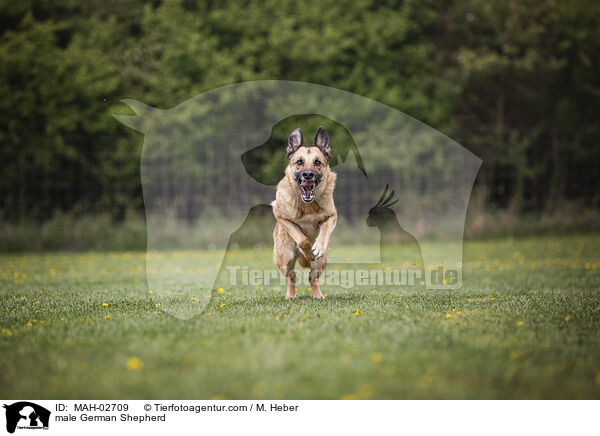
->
<box><xmin>313</xmin><ymin>293</ymin><xmax>325</xmax><ymax>300</ymax></box>
<box><xmin>298</xmin><ymin>239</ymin><xmax>315</xmax><ymax>261</ymax></box>
<box><xmin>311</xmin><ymin>241</ymin><xmax>327</xmax><ymax>259</ymax></box>
<box><xmin>286</xmin><ymin>293</ymin><xmax>296</xmax><ymax>300</ymax></box>
<box><xmin>299</xmin><ymin>238</ymin><xmax>312</xmax><ymax>252</ymax></box>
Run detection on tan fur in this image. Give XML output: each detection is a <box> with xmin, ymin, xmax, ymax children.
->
<box><xmin>272</xmin><ymin>139</ymin><xmax>337</xmax><ymax>299</ymax></box>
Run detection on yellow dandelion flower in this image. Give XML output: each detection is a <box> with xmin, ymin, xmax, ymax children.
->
<box><xmin>517</xmin><ymin>321</ymin><xmax>524</xmax><ymax>326</ymax></box>
<box><xmin>564</xmin><ymin>316</ymin><xmax>571</xmax><ymax>322</ymax></box>
<box><xmin>585</xmin><ymin>263</ymin><xmax>591</xmax><ymax>269</ymax></box>
<box><xmin>126</xmin><ymin>357</ymin><xmax>143</xmax><ymax>371</ymax></box>
<box><xmin>155</xmin><ymin>303</ymin><xmax>160</xmax><ymax>307</ymax></box>
<box><xmin>372</xmin><ymin>352</ymin><xmax>383</xmax><ymax>363</ymax></box>
<box><xmin>20</xmin><ymin>296</ymin><xmax>26</xmax><ymax>300</ymax></box>
<box><xmin>148</xmin><ymin>290</ymin><xmax>153</xmax><ymax>295</ymax></box>
<box><xmin>451</xmin><ymin>308</ymin><xmax>458</xmax><ymax>312</ymax></box>
<box><xmin>446</xmin><ymin>313</ymin><xmax>454</xmax><ymax>318</ymax></box>
<box><xmin>255</xmin><ymin>285</ymin><xmax>260</xmax><ymax>290</ymax></box>
<box><xmin>352</xmin><ymin>311</ymin><xmax>361</xmax><ymax>317</ymax></box>
<box><xmin>104</xmin><ymin>315</ymin><xmax>111</xmax><ymax>319</ymax></box>
<box><xmin>442</xmin><ymin>279</ymin><xmax>448</xmax><ymax>285</ymax></box>
<box><xmin>39</xmin><ymin>290</ymin><xmax>43</xmax><ymax>294</ymax></box>
<box><xmin>275</xmin><ymin>316</ymin><xmax>279</xmax><ymax>321</ymax></box>
<box><xmin>305</xmin><ymin>313</ymin><xmax>310</xmax><ymax>318</ymax></box>
<box><xmin>26</xmin><ymin>322</ymin><xmax>33</xmax><ymax>327</ymax></box>
<box><xmin>204</xmin><ymin>312</ymin><xmax>212</xmax><ymax>316</ymax></box>
<box><xmin>191</xmin><ymin>297</ymin><xmax>197</xmax><ymax>301</ymax></box>
<box><xmin>489</xmin><ymin>296</ymin><xmax>496</xmax><ymax>300</ymax></box>
<box><xmin>220</xmin><ymin>303</ymin><xmax>226</xmax><ymax>308</ymax></box>
<box><xmin>217</xmin><ymin>288</ymin><xmax>224</xmax><ymax>293</ymax></box>
<box><xmin>405</xmin><ymin>305</ymin><xmax>410</xmax><ymax>309</ymax></box>
<box><xmin>102</xmin><ymin>302</ymin><xmax>108</xmax><ymax>307</ymax></box>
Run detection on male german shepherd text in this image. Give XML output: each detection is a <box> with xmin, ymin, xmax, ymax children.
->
<box><xmin>272</xmin><ymin>127</ymin><xmax>337</xmax><ymax>299</ymax></box>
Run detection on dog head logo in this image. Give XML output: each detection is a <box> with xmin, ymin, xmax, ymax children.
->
<box><xmin>114</xmin><ymin>80</ymin><xmax>481</xmax><ymax>318</ymax></box>
<box><xmin>3</xmin><ymin>402</ymin><xmax>50</xmax><ymax>434</ymax></box>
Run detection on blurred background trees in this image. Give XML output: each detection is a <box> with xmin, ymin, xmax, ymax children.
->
<box><xmin>1</xmin><ymin>0</ymin><xmax>599</xmax><ymax>244</ymax></box>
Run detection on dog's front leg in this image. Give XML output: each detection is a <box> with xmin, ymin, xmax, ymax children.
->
<box><xmin>275</xmin><ymin>217</ymin><xmax>315</xmax><ymax>261</ymax></box>
<box><xmin>312</xmin><ymin>213</ymin><xmax>337</xmax><ymax>259</ymax></box>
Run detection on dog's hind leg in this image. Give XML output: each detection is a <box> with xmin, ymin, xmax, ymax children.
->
<box><xmin>309</xmin><ymin>256</ymin><xmax>327</xmax><ymax>299</ymax></box>
<box><xmin>285</xmin><ymin>271</ymin><xmax>297</xmax><ymax>299</ymax></box>
<box><xmin>274</xmin><ymin>224</ymin><xmax>298</xmax><ymax>299</ymax></box>
<box><xmin>281</xmin><ymin>251</ymin><xmax>297</xmax><ymax>299</ymax></box>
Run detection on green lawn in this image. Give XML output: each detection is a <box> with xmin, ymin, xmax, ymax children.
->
<box><xmin>1</xmin><ymin>234</ymin><xmax>599</xmax><ymax>399</ymax></box>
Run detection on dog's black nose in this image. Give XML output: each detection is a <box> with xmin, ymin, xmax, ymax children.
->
<box><xmin>301</xmin><ymin>170</ymin><xmax>315</xmax><ymax>180</ymax></box>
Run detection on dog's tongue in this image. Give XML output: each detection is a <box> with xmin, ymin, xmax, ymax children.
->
<box><xmin>300</xmin><ymin>180</ymin><xmax>315</xmax><ymax>200</ymax></box>
<box><xmin>301</xmin><ymin>181</ymin><xmax>315</xmax><ymax>190</ymax></box>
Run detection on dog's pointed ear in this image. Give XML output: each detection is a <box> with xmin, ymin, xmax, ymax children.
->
<box><xmin>287</xmin><ymin>128</ymin><xmax>304</xmax><ymax>158</ymax></box>
<box><xmin>313</xmin><ymin>126</ymin><xmax>331</xmax><ymax>160</ymax></box>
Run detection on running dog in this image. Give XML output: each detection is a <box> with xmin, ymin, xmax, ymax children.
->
<box><xmin>272</xmin><ymin>126</ymin><xmax>337</xmax><ymax>299</ymax></box>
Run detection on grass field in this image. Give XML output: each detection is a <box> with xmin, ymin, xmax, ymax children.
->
<box><xmin>1</xmin><ymin>234</ymin><xmax>600</xmax><ymax>399</ymax></box>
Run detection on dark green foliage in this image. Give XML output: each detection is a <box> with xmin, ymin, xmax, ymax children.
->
<box><xmin>1</xmin><ymin>0</ymin><xmax>599</xmax><ymax>220</ymax></box>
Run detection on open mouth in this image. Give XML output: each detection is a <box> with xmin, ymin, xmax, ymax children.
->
<box><xmin>299</xmin><ymin>180</ymin><xmax>317</xmax><ymax>203</ymax></box>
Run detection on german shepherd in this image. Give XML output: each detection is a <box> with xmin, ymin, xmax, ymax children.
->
<box><xmin>272</xmin><ymin>127</ymin><xmax>337</xmax><ymax>299</ymax></box>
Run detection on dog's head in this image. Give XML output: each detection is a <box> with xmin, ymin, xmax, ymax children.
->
<box><xmin>286</xmin><ymin>126</ymin><xmax>331</xmax><ymax>203</ymax></box>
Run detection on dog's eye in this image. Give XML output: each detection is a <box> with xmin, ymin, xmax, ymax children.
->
<box><xmin>314</xmin><ymin>160</ymin><xmax>322</xmax><ymax>166</ymax></box>
<box><xmin>296</xmin><ymin>159</ymin><xmax>303</xmax><ymax>166</ymax></box>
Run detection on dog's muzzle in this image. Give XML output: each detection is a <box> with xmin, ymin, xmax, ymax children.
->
<box><xmin>297</xmin><ymin>170</ymin><xmax>320</xmax><ymax>203</ymax></box>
